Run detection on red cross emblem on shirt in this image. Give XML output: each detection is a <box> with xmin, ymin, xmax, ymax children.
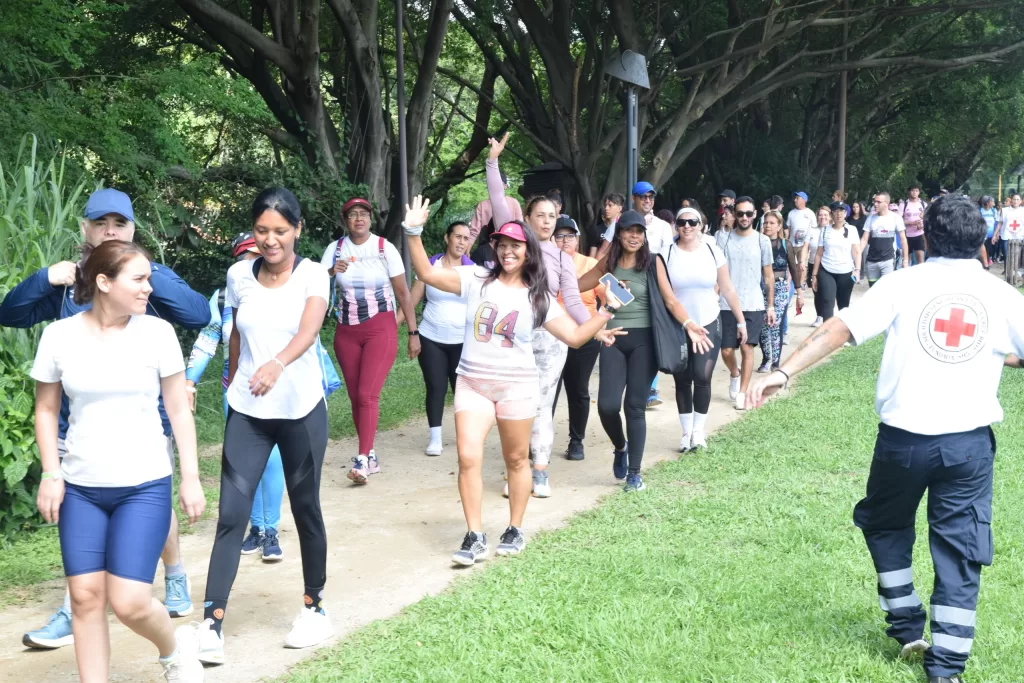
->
<box><xmin>933</xmin><ymin>308</ymin><xmax>976</xmax><ymax>347</ymax></box>
<box><xmin>1011</xmin><ymin>219</ymin><xmax>1021</xmax><ymax>232</ymax></box>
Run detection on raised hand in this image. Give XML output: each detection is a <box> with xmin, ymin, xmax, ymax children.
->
<box><xmin>488</xmin><ymin>132</ymin><xmax>509</xmax><ymax>160</ymax></box>
<box><xmin>404</xmin><ymin>195</ymin><xmax>432</xmax><ymax>231</ymax></box>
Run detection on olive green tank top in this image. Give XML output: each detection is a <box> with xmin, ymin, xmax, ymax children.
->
<box><xmin>610</xmin><ymin>264</ymin><xmax>651</xmax><ymax>329</ymax></box>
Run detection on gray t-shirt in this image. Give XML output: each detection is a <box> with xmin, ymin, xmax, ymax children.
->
<box><xmin>716</xmin><ymin>229</ymin><xmax>772</xmax><ymax>311</ymax></box>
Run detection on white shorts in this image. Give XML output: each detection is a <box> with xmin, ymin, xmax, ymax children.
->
<box><xmin>454</xmin><ymin>375</ymin><xmax>538</xmax><ymax>422</ymax></box>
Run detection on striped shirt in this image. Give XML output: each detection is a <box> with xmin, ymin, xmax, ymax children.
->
<box><xmin>320</xmin><ymin>236</ymin><xmax>405</xmax><ymax>326</ymax></box>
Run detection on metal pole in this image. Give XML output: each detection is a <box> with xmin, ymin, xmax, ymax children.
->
<box><xmin>627</xmin><ymin>86</ymin><xmax>638</xmax><ymax>194</ymax></box>
<box><xmin>836</xmin><ymin>0</ymin><xmax>848</xmax><ymax>193</ymax></box>
<box><xmin>395</xmin><ymin>0</ymin><xmax>411</xmax><ymax>283</ymax></box>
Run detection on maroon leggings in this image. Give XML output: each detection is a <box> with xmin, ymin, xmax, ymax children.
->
<box><xmin>333</xmin><ymin>312</ymin><xmax>398</xmax><ymax>454</ymax></box>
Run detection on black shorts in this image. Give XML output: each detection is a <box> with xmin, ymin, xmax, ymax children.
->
<box><xmin>907</xmin><ymin>234</ymin><xmax>926</xmax><ymax>252</ymax></box>
<box><xmin>721</xmin><ymin>310</ymin><xmax>763</xmax><ymax>348</ymax></box>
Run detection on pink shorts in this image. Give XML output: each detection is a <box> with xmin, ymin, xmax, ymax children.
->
<box><xmin>454</xmin><ymin>375</ymin><xmax>538</xmax><ymax>421</ymax></box>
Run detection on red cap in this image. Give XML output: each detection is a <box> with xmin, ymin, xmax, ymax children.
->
<box><xmin>342</xmin><ymin>198</ymin><xmax>372</xmax><ymax>216</ymax></box>
<box><xmin>232</xmin><ymin>237</ymin><xmax>258</xmax><ymax>257</ymax></box>
<box><xmin>490</xmin><ymin>222</ymin><xmax>528</xmax><ymax>243</ymax></box>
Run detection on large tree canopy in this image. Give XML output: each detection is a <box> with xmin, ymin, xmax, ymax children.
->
<box><xmin>2</xmin><ymin>0</ymin><xmax>1023</xmax><ymax>241</ymax></box>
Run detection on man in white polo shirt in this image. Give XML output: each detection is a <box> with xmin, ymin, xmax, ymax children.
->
<box><xmin>746</xmin><ymin>194</ymin><xmax>1024</xmax><ymax>683</ymax></box>
<box><xmin>996</xmin><ymin>191</ymin><xmax>1024</xmax><ymax>285</ymax></box>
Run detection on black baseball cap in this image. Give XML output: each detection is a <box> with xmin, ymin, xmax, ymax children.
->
<box><xmin>617</xmin><ymin>210</ymin><xmax>646</xmax><ymax>230</ymax></box>
<box><xmin>718</xmin><ymin>189</ymin><xmax>737</xmax><ymax>199</ymax></box>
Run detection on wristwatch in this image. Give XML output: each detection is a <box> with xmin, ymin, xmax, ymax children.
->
<box><xmin>408</xmin><ymin>330</ymin><xmax>419</xmax><ymax>336</ymax></box>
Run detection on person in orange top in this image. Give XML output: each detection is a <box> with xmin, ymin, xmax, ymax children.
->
<box><xmin>552</xmin><ymin>216</ymin><xmax>607</xmax><ymax>460</ymax></box>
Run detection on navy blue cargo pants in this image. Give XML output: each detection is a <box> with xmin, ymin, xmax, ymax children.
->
<box><xmin>853</xmin><ymin>423</ymin><xmax>994</xmax><ymax>679</ymax></box>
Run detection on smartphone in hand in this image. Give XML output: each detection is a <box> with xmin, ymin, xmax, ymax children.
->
<box><xmin>599</xmin><ymin>273</ymin><xmax>636</xmax><ymax>309</ymax></box>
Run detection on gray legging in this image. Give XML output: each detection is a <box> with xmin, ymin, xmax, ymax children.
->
<box><xmin>673</xmin><ymin>317</ymin><xmax>722</xmax><ymax>414</ymax></box>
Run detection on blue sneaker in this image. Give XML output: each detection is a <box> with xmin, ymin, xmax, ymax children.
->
<box><xmin>612</xmin><ymin>442</ymin><xmax>628</xmax><ymax>481</ymax></box>
<box><xmin>22</xmin><ymin>606</ymin><xmax>74</xmax><ymax>649</ymax></box>
<box><xmin>624</xmin><ymin>473</ymin><xmax>646</xmax><ymax>492</ymax></box>
<box><xmin>241</xmin><ymin>525</ymin><xmax>263</xmax><ymax>555</ymax></box>
<box><xmin>164</xmin><ymin>574</ymin><xmax>193</xmax><ymax>618</ymax></box>
<box><xmin>262</xmin><ymin>528</ymin><xmax>284</xmax><ymax>562</ymax></box>
<box><xmin>647</xmin><ymin>390</ymin><xmax>662</xmax><ymax>408</ymax></box>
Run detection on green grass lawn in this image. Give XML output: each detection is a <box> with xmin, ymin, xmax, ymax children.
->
<box><xmin>0</xmin><ymin>324</ymin><xmax>428</xmax><ymax>604</ymax></box>
<box><xmin>283</xmin><ymin>340</ymin><xmax>1024</xmax><ymax>683</ymax></box>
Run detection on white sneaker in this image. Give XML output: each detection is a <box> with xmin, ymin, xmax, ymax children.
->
<box><xmin>735</xmin><ymin>392</ymin><xmax>746</xmax><ymax>411</ymax></box>
<box><xmin>532</xmin><ymin>469</ymin><xmax>551</xmax><ymax>498</ymax></box>
<box><xmin>163</xmin><ymin>625</ymin><xmax>204</xmax><ymax>681</ymax></box>
<box><xmin>193</xmin><ymin>619</ymin><xmax>224</xmax><ymax>666</ymax></box>
<box><xmin>425</xmin><ymin>439</ymin><xmax>443</xmax><ymax>456</ymax></box>
<box><xmin>284</xmin><ymin>609</ymin><xmax>334</xmax><ymax>649</ymax></box>
<box><xmin>728</xmin><ymin>376</ymin><xmax>740</xmax><ymax>400</ymax></box>
<box><xmin>679</xmin><ymin>433</ymin><xmax>692</xmax><ymax>453</ymax></box>
<box><xmin>899</xmin><ymin>638</ymin><xmax>930</xmax><ymax>659</ymax></box>
<box><xmin>690</xmin><ymin>430</ymin><xmax>708</xmax><ymax>450</ymax></box>
<box><xmin>811</xmin><ymin>316</ymin><xmax>824</xmax><ymax>327</ymax></box>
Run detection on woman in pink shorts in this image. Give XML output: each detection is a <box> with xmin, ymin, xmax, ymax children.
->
<box><xmin>401</xmin><ymin>197</ymin><xmax>621</xmax><ymax>566</ymax></box>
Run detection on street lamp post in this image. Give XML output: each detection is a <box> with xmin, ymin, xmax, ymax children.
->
<box><xmin>605</xmin><ymin>51</ymin><xmax>649</xmax><ymax>195</ymax></box>
<box><xmin>395</xmin><ymin>0</ymin><xmax>411</xmax><ymax>283</ymax></box>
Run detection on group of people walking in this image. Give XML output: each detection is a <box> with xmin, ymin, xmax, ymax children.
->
<box><xmin>3</xmin><ymin>159</ymin><xmax>1014</xmax><ymax>683</ymax></box>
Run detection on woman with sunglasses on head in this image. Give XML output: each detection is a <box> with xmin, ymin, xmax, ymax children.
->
<box><xmin>811</xmin><ymin>202</ymin><xmax>861</xmax><ymax>322</ymax></box>
<box><xmin>402</xmin><ymin>197</ymin><xmax>621</xmax><ymax>563</ymax></box>
<box><xmin>32</xmin><ymin>240</ymin><xmax>206</xmax><ymax>682</ymax></box>
<box><xmin>194</xmin><ymin>188</ymin><xmax>334</xmax><ymax>663</ymax></box>
<box><xmin>321</xmin><ymin>197</ymin><xmax>420</xmax><ymax>484</ymax></box>
<box><xmin>485</xmin><ymin>133</ymin><xmax>617</xmax><ymax>498</ymax></box>
<box><xmin>665</xmin><ymin>208</ymin><xmax>743</xmax><ymax>451</ymax></box>
<box><xmin>578</xmin><ymin>211</ymin><xmax>712</xmax><ymax>490</ymax></box>
<box><xmin>401</xmin><ymin>221</ymin><xmax>475</xmax><ymax>456</ymax></box>
<box><xmin>185</xmin><ymin>233</ymin><xmax>285</xmax><ymax>561</ymax></box>
<box><xmin>757</xmin><ymin>211</ymin><xmax>800</xmax><ymax>373</ymax></box>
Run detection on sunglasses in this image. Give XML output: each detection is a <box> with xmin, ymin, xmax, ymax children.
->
<box><xmin>735</xmin><ymin>210</ymin><xmax>756</xmax><ymax>218</ymax></box>
<box><xmin>638</xmin><ymin>193</ymin><xmax>656</xmax><ymax>200</ymax></box>
<box><xmin>676</xmin><ymin>219</ymin><xmax>701</xmax><ymax>228</ymax></box>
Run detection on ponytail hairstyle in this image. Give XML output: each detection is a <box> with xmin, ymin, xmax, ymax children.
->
<box><xmin>74</xmin><ymin>240</ymin><xmax>152</xmax><ymax>305</ymax></box>
<box><xmin>524</xmin><ymin>195</ymin><xmax>556</xmax><ymax>219</ymax></box>
<box><xmin>252</xmin><ymin>187</ymin><xmax>302</xmax><ymax>229</ymax></box>
<box><xmin>482</xmin><ymin>220</ymin><xmax>551</xmax><ymax>327</ymax></box>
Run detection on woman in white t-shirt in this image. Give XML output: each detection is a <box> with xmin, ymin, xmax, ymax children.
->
<box><xmin>665</xmin><ymin>208</ymin><xmax>745</xmax><ymax>451</ymax></box>
<box><xmin>403</xmin><ymin>221</ymin><xmax>474</xmax><ymax>456</ymax></box>
<box><xmin>320</xmin><ymin>197</ymin><xmax>420</xmax><ymax>484</ymax></box>
<box><xmin>194</xmin><ymin>188</ymin><xmax>333</xmax><ymax>664</ymax></box>
<box><xmin>31</xmin><ymin>240</ymin><xmax>205</xmax><ymax>682</ymax></box>
<box><xmin>402</xmin><ymin>196</ymin><xmax>620</xmax><ymax>565</ymax></box>
<box><xmin>812</xmin><ymin>202</ymin><xmax>862</xmax><ymax>322</ymax></box>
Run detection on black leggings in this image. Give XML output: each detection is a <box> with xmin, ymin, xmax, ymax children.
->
<box><xmin>205</xmin><ymin>400</ymin><xmax>329</xmax><ymax>614</ymax></box>
<box><xmin>597</xmin><ymin>328</ymin><xmax>658</xmax><ymax>474</ymax></box>
<box><xmin>553</xmin><ymin>338</ymin><xmax>601</xmax><ymax>444</ymax></box>
<box><xmin>673</xmin><ymin>317</ymin><xmax>722</xmax><ymax>414</ymax></box>
<box><xmin>815</xmin><ymin>268</ymin><xmax>853</xmax><ymax>321</ymax></box>
<box><xmin>417</xmin><ymin>335</ymin><xmax>461</xmax><ymax>428</ymax></box>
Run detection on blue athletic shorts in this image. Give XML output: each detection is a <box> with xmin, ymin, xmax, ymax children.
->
<box><xmin>58</xmin><ymin>476</ymin><xmax>172</xmax><ymax>584</ymax></box>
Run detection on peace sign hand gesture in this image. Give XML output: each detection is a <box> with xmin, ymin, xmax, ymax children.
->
<box><xmin>404</xmin><ymin>195</ymin><xmax>431</xmax><ymax>235</ymax></box>
<box><xmin>488</xmin><ymin>132</ymin><xmax>509</xmax><ymax>160</ymax></box>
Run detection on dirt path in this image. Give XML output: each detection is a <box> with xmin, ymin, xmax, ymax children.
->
<box><xmin>0</xmin><ymin>299</ymin><xmax>840</xmax><ymax>683</ymax></box>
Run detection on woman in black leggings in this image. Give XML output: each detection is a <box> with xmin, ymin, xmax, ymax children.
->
<box><xmin>664</xmin><ymin>208</ymin><xmax>745</xmax><ymax>451</ymax></box>
<box><xmin>193</xmin><ymin>188</ymin><xmax>332</xmax><ymax>665</ymax></box>
<box><xmin>402</xmin><ymin>221</ymin><xmax>474</xmax><ymax>456</ymax></box>
<box><xmin>577</xmin><ymin>210</ymin><xmax>711</xmax><ymax>492</ymax></box>
<box><xmin>812</xmin><ymin>201</ymin><xmax>862</xmax><ymax>321</ymax></box>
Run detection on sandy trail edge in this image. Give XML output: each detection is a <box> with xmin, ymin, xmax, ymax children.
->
<box><xmin>0</xmin><ymin>296</ymin><xmax>845</xmax><ymax>683</ymax></box>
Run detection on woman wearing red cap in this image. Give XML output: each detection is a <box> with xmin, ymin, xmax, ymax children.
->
<box><xmin>320</xmin><ymin>198</ymin><xmax>420</xmax><ymax>484</ymax></box>
<box><xmin>402</xmin><ymin>196</ymin><xmax>621</xmax><ymax>564</ymax></box>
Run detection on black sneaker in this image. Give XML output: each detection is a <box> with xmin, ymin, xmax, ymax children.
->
<box><xmin>565</xmin><ymin>440</ymin><xmax>584</xmax><ymax>461</ymax></box>
<box><xmin>612</xmin><ymin>442</ymin><xmax>628</xmax><ymax>481</ymax></box>
<box><xmin>451</xmin><ymin>531</ymin><xmax>489</xmax><ymax>566</ymax></box>
<box><xmin>241</xmin><ymin>526</ymin><xmax>263</xmax><ymax>555</ymax></box>
<box><xmin>495</xmin><ymin>526</ymin><xmax>525</xmax><ymax>556</ymax></box>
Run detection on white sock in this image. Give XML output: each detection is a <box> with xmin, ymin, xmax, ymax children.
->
<box><xmin>693</xmin><ymin>412</ymin><xmax>708</xmax><ymax>434</ymax></box>
<box><xmin>678</xmin><ymin>412</ymin><xmax>693</xmax><ymax>435</ymax></box>
<box><xmin>429</xmin><ymin>426</ymin><xmax>442</xmax><ymax>443</ymax></box>
<box><xmin>159</xmin><ymin>648</ymin><xmax>178</xmax><ymax>665</ymax></box>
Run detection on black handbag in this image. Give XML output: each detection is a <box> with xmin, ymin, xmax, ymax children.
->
<box><xmin>646</xmin><ymin>253</ymin><xmax>689</xmax><ymax>374</ymax></box>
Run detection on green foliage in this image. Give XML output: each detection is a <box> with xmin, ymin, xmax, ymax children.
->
<box><xmin>0</xmin><ymin>137</ymin><xmax>87</xmax><ymax>540</ymax></box>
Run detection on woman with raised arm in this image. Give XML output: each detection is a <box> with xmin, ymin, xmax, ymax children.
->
<box><xmin>402</xmin><ymin>196</ymin><xmax>621</xmax><ymax>565</ymax></box>
<box><xmin>578</xmin><ymin>210</ymin><xmax>713</xmax><ymax>491</ymax></box>
<box><xmin>484</xmin><ymin>132</ymin><xmax>617</xmax><ymax>498</ymax></box>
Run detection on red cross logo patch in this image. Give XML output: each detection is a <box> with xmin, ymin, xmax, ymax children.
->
<box><xmin>918</xmin><ymin>294</ymin><xmax>988</xmax><ymax>363</ymax></box>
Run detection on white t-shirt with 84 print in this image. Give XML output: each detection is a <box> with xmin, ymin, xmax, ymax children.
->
<box><xmin>30</xmin><ymin>314</ymin><xmax>184</xmax><ymax>487</ymax></box>
<box><xmin>225</xmin><ymin>257</ymin><xmax>330</xmax><ymax>420</ymax></box>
